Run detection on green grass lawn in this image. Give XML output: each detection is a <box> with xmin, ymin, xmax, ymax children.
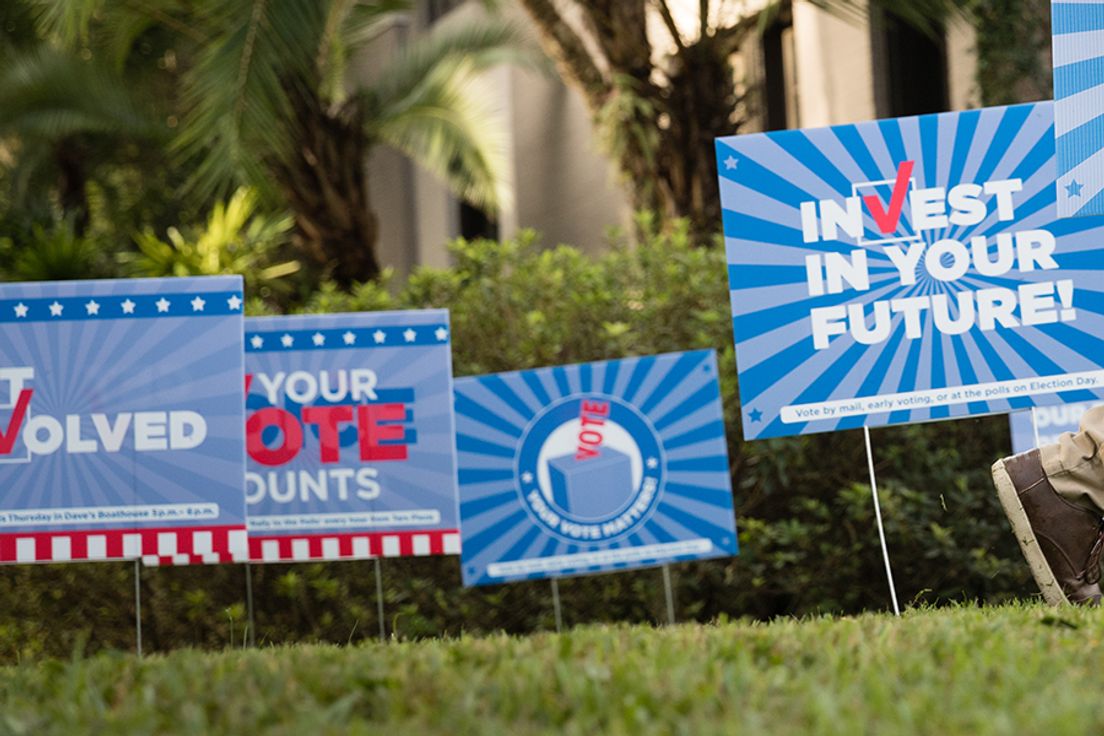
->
<box><xmin>1</xmin><ymin>602</ymin><xmax>1102</xmax><ymax>735</ymax></box>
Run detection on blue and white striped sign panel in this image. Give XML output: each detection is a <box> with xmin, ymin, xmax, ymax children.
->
<box><xmin>1053</xmin><ymin>1</ymin><xmax>1104</xmax><ymax>217</ymax></box>
<box><xmin>717</xmin><ymin>102</ymin><xmax>1104</xmax><ymax>440</ymax></box>
<box><xmin>455</xmin><ymin>350</ymin><xmax>738</xmax><ymax>587</ymax></box>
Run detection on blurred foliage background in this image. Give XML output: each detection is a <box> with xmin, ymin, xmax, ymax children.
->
<box><xmin>0</xmin><ymin>0</ymin><xmax>1055</xmax><ymax>660</ymax></box>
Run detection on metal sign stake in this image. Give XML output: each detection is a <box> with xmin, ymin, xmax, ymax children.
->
<box><xmin>661</xmin><ymin>564</ymin><xmax>676</xmax><ymax>625</ymax></box>
<box><xmin>245</xmin><ymin>563</ymin><xmax>256</xmax><ymax>647</ymax></box>
<box><xmin>374</xmin><ymin>557</ymin><xmax>386</xmax><ymax>641</ymax></box>
<box><xmin>134</xmin><ymin>559</ymin><xmax>143</xmax><ymax>657</ymax></box>
<box><xmin>865</xmin><ymin>426</ymin><xmax>900</xmax><ymax>616</ymax></box>
<box><xmin>551</xmin><ymin>577</ymin><xmax>563</xmax><ymax>633</ymax></box>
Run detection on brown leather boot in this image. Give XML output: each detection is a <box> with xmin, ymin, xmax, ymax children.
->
<box><xmin>992</xmin><ymin>449</ymin><xmax>1104</xmax><ymax>605</ymax></box>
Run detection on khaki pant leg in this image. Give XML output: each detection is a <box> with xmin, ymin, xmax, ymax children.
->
<box><xmin>1041</xmin><ymin>404</ymin><xmax>1104</xmax><ymax>513</ymax></box>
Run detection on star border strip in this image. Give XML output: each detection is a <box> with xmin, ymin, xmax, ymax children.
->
<box><xmin>247</xmin><ymin>324</ymin><xmax>450</xmax><ymax>351</ymax></box>
<box><xmin>0</xmin><ymin>292</ymin><xmax>244</xmax><ymax>323</ymax></box>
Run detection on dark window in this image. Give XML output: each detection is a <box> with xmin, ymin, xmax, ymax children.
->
<box><xmin>872</xmin><ymin>10</ymin><xmax>949</xmax><ymax>117</ymax></box>
<box><xmin>762</xmin><ymin>17</ymin><xmax>798</xmax><ymax>130</ymax></box>
<box><xmin>459</xmin><ymin>202</ymin><xmax>498</xmax><ymax>241</ymax></box>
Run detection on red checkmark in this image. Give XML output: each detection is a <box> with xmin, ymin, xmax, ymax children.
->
<box><xmin>864</xmin><ymin>160</ymin><xmax>915</xmax><ymax>235</ymax></box>
<box><xmin>0</xmin><ymin>389</ymin><xmax>32</xmax><ymax>455</ymax></box>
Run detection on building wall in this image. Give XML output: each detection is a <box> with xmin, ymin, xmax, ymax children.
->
<box><xmin>792</xmin><ymin>0</ymin><xmax>879</xmax><ymax>127</ymax></box>
<box><xmin>946</xmin><ymin>16</ymin><xmax>980</xmax><ymax>112</ymax></box>
<box><xmin>790</xmin><ymin>1</ymin><xmax>979</xmax><ymax>129</ymax></box>
<box><xmin>364</xmin><ymin>1</ymin><xmax>980</xmax><ymax>278</ymax></box>
<box><xmin>504</xmin><ymin>62</ymin><xmax>632</xmax><ymax>253</ymax></box>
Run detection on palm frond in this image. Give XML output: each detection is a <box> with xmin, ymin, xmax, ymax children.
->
<box><xmin>317</xmin><ymin>0</ymin><xmax>409</xmax><ymax>104</ymax></box>
<box><xmin>0</xmin><ymin>46</ymin><xmax>156</xmax><ymax>139</ymax></box>
<box><xmin>97</xmin><ymin>8</ymin><xmax>160</xmax><ymax>70</ymax></box>
<box><xmin>316</xmin><ymin>0</ymin><xmax>357</xmax><ymax>104</ymax></box>
<box><xmin>337</xmin><ymin>0</ymin><xmax>411</xmax><ymax>51</ymax></box>
<box><xmin>367</xmin><ymin>18</ymin><xmax>534</xmax><ymax>108</ymax></box>
<box><xmin>370</xmin><ymin>61</ymin><xmax>509</xmax><ymax>211</ymax></box>
<box><xmin>29</xmin><ymin>0</ymin><xmax>105</xmax><ymax>46</ymax></box>
<box><xmin>32</xmin><ymin>0</ymin><xmax>195</xmax><ymax>54</ymax></box>
<box><xmin>29</xmin><ymin>0</ymin><xmax>188</xmax><ymax>119</ymax></box>
<box><xmin>172</xmin><ymin>0</ymin><xmax>329</xmax><ymax>201</ymax></box>
<box><xmin>363</xmin><ymin>17</ymin><xmax>533</xmax><ymax>210</ymax></box>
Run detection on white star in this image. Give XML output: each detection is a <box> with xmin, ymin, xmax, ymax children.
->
<box><xmin>646</xmin><ymin>457</ymin><xmax>659</xmax><ymax>470</ymax></box>
<box><xmin>121</xmin><ymin>299</ymin><xmax>136</xmax><ymax>314</ymax></box>
<box><xmin>403</xmin><ymin>328</ymin><xmax>416</xmax><ymax>343</ymax></box>
<box><xmin>521</xmin><ymin>472</ymin><xmax>534</xmax><ymax>484</ymax></box>
<box><xmin>85</xmin><ymin>300</ymin><xmax>100</xmax><ymax>316</ymax></box>
<box><xmin>280</xmin><ymin>333</ymin><xmax>293</xmax><ymax>348</ymax></box>
<box><xmin>343</xmin><ymin>331</ymin><xmax>356</xmax><ymax>345</ymax></box>
<box><xmin>190</xmin><ymin>296</ymin><xmax>206</xmax><ymax>312</ymax></box>
<box><xmin>435</xmin><ymin>327</ymin><xmax>449</xmax><ymax>341</ymax></box>
<box><xmin>724</xmin><ymin>155</ymin><xmax>738</xmax><ymax>170</ymax></box>
<box><xmin>13</xmin><ymin>303</ymin><xmax>27</xmax><ymax>318</ymax></box>
<box><xmin>372</xmin><ymin>330</ymin><xmax>386</xmax><ymax>344</ymax></box>
<box><xmin>48</xmin><ymin>301</ymin><xmax>63</xmax><ymax>317</ymax></box>
<box><xmin>250</xmin><ymin>335</ymin><xmax>264</xmax><ymax>349</ymax></box>
<box><xmin>227</xmin><ymin>295</ymin><xmax>242</xmax><ymax>311</ymax></box>
<box><xmin>155</xmin><ymin>298</ymin><xmax>170</xmax><ymax>313</ymax></box>
<box><xmin>312</xmin><ymin>332</ymin><xmax>325</xmax><ymax>346</ymax></box>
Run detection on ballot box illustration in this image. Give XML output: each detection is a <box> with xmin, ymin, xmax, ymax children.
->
<box><xmin>456</xmin><ymin>350</ymin><xmax>739</xmax><ymax>586</ymax></box>
<box><xmin>547</xmin><ymin>447</ymin><xmax>634</xmax><ymax>518</ymax></box>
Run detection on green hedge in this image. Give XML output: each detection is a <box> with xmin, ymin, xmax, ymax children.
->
<box><xmin>0</xmin><ymin>220</ymin><xmax>1033</xmax><ymax>661</ymax></box>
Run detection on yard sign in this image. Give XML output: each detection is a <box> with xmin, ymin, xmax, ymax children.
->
<box><xmin>244</xmin><ymin>311</ymin><xmax>460</xmax><ymax>562</ymax></box>
<box><xmin>717</xmin><ymin>102</ymin><xmax>1104</xmax><ymax>441</ymax></box>
<box><xmin>0</xmin><ymin>276</ymin><xmax>247</xmax><ymax>565</ymax></box>
<box><xmin>1053</xmin><ymin>1</ymin><xmax>1104</xmax><ymax>218</ymax></box>
<box><xmin>455</xmin><ymin>350</ymin><xmax>737</xmax><ymax>587</ymax></box>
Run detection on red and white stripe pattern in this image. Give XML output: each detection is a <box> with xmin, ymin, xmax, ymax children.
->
<box><xmin>248</xmin><ymin>529</ymin><xmax>461</xmax><ymax>563</ymax></box>
<box><xmin>0</xmin><ymin>525</ymin><xmax>248</xmax><ymax>566</ymax></box>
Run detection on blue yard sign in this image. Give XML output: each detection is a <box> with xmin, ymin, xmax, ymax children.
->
<box><xmin>455</xmin><ymin>350</ymin><xmax>738</xmax><ymax>587</ymax></box>
<box><xmin>1009</xmin><ymin>401</ymin><xmax>1098</xmax><ymax>455</ymax></box>
<box><xmin>1053</xmin><ymin>1</ymin><xmax>1104</xmax><ymax>218</ymax></box>
<box><xmin>244</xmin><ymin>311</ymin><xmax>460</xmax><ymax>562</ymax></box>
<box><xmin>717</xmin><ymin>102</ymin><xmax>1104</xmax><ymax>441</ymax></box>
<box><xmin>0</xmin><ymin>276</ymin><xmax>247</xmax><ymax>565</ymax></box>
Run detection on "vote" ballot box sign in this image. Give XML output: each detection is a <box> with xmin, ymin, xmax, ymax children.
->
<box><xmin>455</xmin><ymin>350</ymin><xmax>738</xmax><ymax>586</ymax></box>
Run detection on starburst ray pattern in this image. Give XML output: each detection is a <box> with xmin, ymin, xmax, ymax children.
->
<box><xmin>455</xmin><ymin>351</ymin><xmax>737</xmax><ymax>587</ymax></box>
<box><xmin>718</xmin><ymin>102</ymin><xmax>1104</xmax><ymax>440</ymax></box>
<box><xmin>1053</xmin><ymin>1</ymin><xmax>1104</xmax><ymax>217</ymax></box>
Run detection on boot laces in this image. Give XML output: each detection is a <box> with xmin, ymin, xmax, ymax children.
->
<box><xmin>1082</xmin><ymin>519</ymin><xmax>1104</xmax><ymax>585</ymax></box>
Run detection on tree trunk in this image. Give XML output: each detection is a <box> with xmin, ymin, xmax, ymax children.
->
<box><xmin>659</xmin><ymin>37</ymin><xmax>742</xmax><ymax>243</ymax></box>
<box><xmin>519</xmin><ymin>0</ymin><xmax>747</xmax><ymax>246</ymax></box>
<box><xmin>274</xmin><ymin>93</ymin><xmax>381</xmax><ymax>285</ymax></box>
<box><xmin>55</xmin><ymin>138</ymin><xmax>90</xmax><ymax>235</ymax></box>
<box><xmin>601</xmin><ymin>37</ymin><xmax>741</xmax><ymax>244</ymax></box>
